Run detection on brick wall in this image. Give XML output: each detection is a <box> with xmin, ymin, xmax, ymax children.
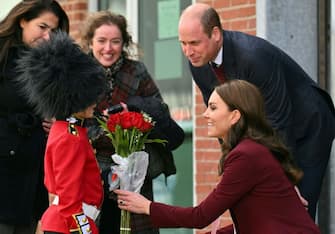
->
<box><xmin>59</xmin><ymin>0</ymin><xmax>256</xmax><ymax>233</ymax></box>
<box><xmin>58</xmin><ymin>0</ymin><xmax>88</xmax><ymax>41</ymax></box>
<box><xmin>194</xmin><ymin>0</ymin><xmax>256</xmax><ymax>233</ymax></box>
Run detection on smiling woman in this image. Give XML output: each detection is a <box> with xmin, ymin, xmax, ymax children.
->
<box><xmin>203</xmin><ymin>91</ymin><xmax>241</xmax><ymax>140</ymax></box>
<box><xmin>114</xmin><ymin>80</ymin><xmax>320</xmax><ymax>234</ymax></box>
<box><xmin>89</xmin><ymin>23</ymin><xmax>124</xmax><ymax>67</ymax></box>
<box><xmin>0</xmin><ymin>1</ymin><xmax>68</xmax><ymax>234</ymax></box>
<box><xmin>81</xmin><ymin>10</ymin><xmax>185</xmax><ymax>234</ymax></box>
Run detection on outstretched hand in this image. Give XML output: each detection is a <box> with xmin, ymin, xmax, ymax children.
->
<box><xmin>114</xmin><ymin>189</ymin><xmax>152</xmax><ymax>215</ymax></box>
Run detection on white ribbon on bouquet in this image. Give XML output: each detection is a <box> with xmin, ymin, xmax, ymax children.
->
<box><xmin>108</xmin><ymin>151</ymin><xmax>149</xmax><ymax>193</ymax></box>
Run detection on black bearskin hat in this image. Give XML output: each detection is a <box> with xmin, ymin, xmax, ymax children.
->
<box><xmin>16</xmin><ymin>31</ymin><xmax>107</xmax><ymax>119</ymax></box>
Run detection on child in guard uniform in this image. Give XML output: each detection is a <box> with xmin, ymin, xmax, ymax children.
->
<box><xmin>15</xmin><ymin>31</ymin><xmax>108</xmax><ymax>234</ymax></box>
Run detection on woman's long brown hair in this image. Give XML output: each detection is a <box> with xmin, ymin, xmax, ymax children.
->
<box><xmin>0</xmin><ymin>0</ymin><xmax>69</xmax><ymax>71</ymax></box>
<box><xmin>216</xmin><ymin>80</ymin><xmax>302</xmax><ymax>184</ymax></box>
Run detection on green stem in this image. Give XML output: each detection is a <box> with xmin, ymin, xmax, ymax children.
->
<box><xmin>120</xmin><ymin>209</ymin><xmax>131</xmax><ymax>234</ymax></box>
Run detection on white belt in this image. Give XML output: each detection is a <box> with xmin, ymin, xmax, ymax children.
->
<box><xmin>52</xmin><ymin>195</ymin><xmax>100</xmax><ymax>221</ymax></box>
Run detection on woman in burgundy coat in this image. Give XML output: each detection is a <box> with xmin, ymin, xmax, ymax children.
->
<box><xmin>115</xmin><ymin>80</ymin><xmax>320</xmax><ymax>234</ymax></box>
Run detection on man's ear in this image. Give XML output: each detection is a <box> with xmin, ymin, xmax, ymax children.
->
<box><xmin>211</xmin><ymin>26</ymin><xmax>221</xmax><ymax>42</ymax></box>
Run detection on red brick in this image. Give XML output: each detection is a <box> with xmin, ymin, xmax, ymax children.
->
<box><xmin>195</xmin><ymin>127</ymin><xmax>209</xmax><ymax>137</ymax></box>
<box><xmin>231</xmin><ymin>20</ymin><xmax>248</xmax><ymax>30</ymax></box>
<box><xmin>72</xmin><ymin>2</ymin><xmax>87</xmax><ymax>10</ymax></box>
<box><xmin>213</xmin><ymin>0</ymin><xmax>231</xmax><ymax>8</ymax></box>
<box><xmin>196</xmin><ymin>173</ymin><xmax>220</xmax><ymax>184</ymax></box>
<box><xmin>195</xmin><ymin>138</ymin><xmax>220</xmax><ymax>149</ymax></box>
<box><xmin>196</xmin><ymin>150</ymin><xmax>221</xmax><ymax>161</ymax></box>
<box><xmin>222</xmin><ymin>6</ymin><xmax>255</xmax><ymax>20</ymax></box>
<box><xmin>196</xmin><ymin>184</ymin><xmax>216</xmax><ymax>194</ymax></box>
<box><xmin>247</xmin><ymin>18</ymin><xmax>256</xmax><ymax>29</ymax></box>
<box><xmin>231</xmin><ymin>0</ymin><xmax>249</xmax><ymax>6</ymax></box>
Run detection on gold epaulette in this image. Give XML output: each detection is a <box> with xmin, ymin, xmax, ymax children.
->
<box><xmin>68</xmin><ymin>123</ymin><xmax>79</xmax><ymax>136</ymax></box>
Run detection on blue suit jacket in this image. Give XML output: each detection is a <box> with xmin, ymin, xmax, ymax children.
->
<box><xmin>191</xmin><ymin>30</ymin><xmax>335</xmax><ymax>158</ymax></box>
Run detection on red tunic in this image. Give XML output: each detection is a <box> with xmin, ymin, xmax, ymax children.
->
<box><xmin>41</xmin><ymin>121</ymin><xmax>103</xmax><ymax>234</ymax></box>
<box><xmin>149</xmin><ymin>139</ymin><xmax>320</xmax><ymax>234</ymax></box>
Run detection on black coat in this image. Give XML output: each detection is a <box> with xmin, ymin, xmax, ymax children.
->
<box><xmin>0</xmin><ymin>46</ymin><xmax>48</xmax><ymax>225</ymax></box>
<box><xmin>127</xmin><ymin>95</ymin><xmax>185</xmax><ymax>178</ymax></box>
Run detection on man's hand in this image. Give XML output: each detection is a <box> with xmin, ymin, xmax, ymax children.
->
<box><xmin>294</xmin><ymin>186</ymin><xmax>308</xmax><ymax>209</ymax></box>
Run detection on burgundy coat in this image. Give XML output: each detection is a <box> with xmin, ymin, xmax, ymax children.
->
<box><xmin>149</xmin><ymin>139</ymin><xmax>320</xmax><ymax>234</ymax></box>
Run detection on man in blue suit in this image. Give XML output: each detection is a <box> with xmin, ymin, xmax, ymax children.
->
<box><xmin>179</xmin><ymin>3</ymin><xmax>335</xmax><ymax>220</ymax></box>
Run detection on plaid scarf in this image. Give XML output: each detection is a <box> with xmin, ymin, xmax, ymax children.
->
<box><xmin>105</xmin><ymin>53</ymin><xmax>125</xmax><ymax>94</ymax></box>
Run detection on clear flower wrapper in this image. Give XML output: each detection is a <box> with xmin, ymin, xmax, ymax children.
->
<box><xmin>108</xmin><ymin>151</ymin><xmax>149</xmax><ymax>193</ymax></box>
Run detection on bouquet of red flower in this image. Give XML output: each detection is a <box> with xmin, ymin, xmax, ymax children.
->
<box><xmin>100</xmin><ymin>111</ymin><xmax>166</xmax><ymax>157</ymax></box>
<box><xmin>97</xmin><ymin>110</ymin><xmax>166</xmax><ymax>234</ymax></box>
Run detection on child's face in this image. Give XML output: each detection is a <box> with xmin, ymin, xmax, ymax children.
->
<box><xmin>74</xmin><ymin>104</ymin><xmax>97</xmax><ymax>119</ymax></box>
